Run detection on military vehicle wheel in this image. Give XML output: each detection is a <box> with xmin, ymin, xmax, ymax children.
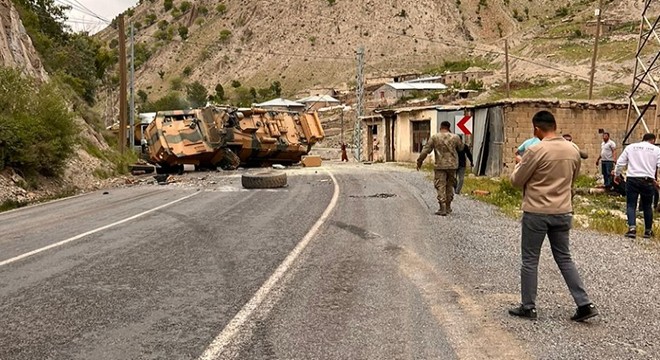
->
<box><xmin>241</xmin><ymin>171</ymin><xmax>287</xmax><ymax>189</ymax></box>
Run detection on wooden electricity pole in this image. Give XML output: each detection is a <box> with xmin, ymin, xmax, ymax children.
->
<box><xmin>588</xmin><ymin>0</ymin><xmax>604</xmax><ymax>100</ymax></box>
<box><xmin>505</xmin><ymin>39</ymin><xmax>511</xmax><ymax>98</ymax></box>
<box><xmin>117</xmin><ymin>14</ymin><xmax>128</xmax><ymax>154</ymax></box>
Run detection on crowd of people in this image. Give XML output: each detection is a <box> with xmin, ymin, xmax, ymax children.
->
<box><xmin>415</xmin><ymin>112</ymin><xmax>647</xmax><ymax>322</ymax></box>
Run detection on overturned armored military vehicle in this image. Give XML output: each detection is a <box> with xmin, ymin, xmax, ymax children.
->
<box><xmin>144</xmin><ymin>106</ymin><xmax>325</xmax><ymax>172</ymax></box>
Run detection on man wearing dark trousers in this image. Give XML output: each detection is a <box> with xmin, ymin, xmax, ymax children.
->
<box><xmin>416</xmin><ymin>121</ymin><xmax>464</xmax><ymax>216</ymax></box>
<box><xmin>614</xmin><ymin>133</ymin><xmax>660</xmax><ymax>239</ymax></box>
<box><xmin>597</xmin><ymin>132</ymin><xmax>617</xmax><ymax>191</ymax></box>
<box><xmin>455</xmin><ymin>136</ymin><xmax>473</xmax><ymax>194</ymax></box>
<box><xmin>509</xmin><ymin>110</ymin><xmax>598</xmax><ymax>322</ymax></box>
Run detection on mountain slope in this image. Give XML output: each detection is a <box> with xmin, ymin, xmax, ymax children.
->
<box><xmin>96</xmin><ymin>0</ymin><xmax>655</xmax><ymax>108</ymax></box>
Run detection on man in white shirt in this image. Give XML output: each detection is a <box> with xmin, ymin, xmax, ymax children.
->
<box><xmin>597</xmin><ymin>132</ymin><xmax>617</xmax><ymax>191</ymax></box>
<box><xmin>614</xmin><ymin>133</ymin><xmax>660</xmax><ymax>238</ymax></box>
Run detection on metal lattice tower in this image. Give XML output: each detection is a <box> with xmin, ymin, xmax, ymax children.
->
<box><xmin>623</xmin><ymin>0</ymin><xmax>660</xmax><ymax>144</ymax></box>
<box><xmin>354</xmin><ymin>46</ymin><xmax>365</xmax><ymax>161</ymax></box>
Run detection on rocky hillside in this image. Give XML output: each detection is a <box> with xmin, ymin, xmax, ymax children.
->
<box><xmin>0</xmin><ymin>0</ymin><xmax>120</xmax><ymax>206</ymax></box>
<box><xmin>0</xmin><ymin>0</ymin><xmax>48</xmax><ymax>80</ymax></box>
<box><xmin>93</xmin><ymin>0</ymin><xmax>657</xmax><ymax>111</ymax></box>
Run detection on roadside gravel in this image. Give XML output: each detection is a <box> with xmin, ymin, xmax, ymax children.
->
<box><xmin>386</xmin><ymin>163</ymin><xmax>660</xmax><ymax>359</ymax></box>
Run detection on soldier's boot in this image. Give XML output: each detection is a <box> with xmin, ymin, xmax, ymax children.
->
<box><xmin>435</xmin><ymin>203</ymin><xmax>448</xmax><ymax>216</ymax></box>
<box><xmin>446</xmin><ymin>202</ymin><xmax>452</xmax><ymax>214</ymax></box>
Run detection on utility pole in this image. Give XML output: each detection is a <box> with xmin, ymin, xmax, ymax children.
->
<box><xmin>117</xmin><ymin>14</ymin><xmax>128</xmax><ymax>154</ymax></box>
<box><xmin>129</xmin><ymin>22</ymin><xmax>136</xmax><ymax>153</ymax></box>
<box><xmin>505</xmin><ymin>39</ymin><xmax>510</xmax><ymax>98</ymax></box>
<box><xmin>340</xmin><ymin>109</ymin><xmax>344</xmax><ymax>144</ymax></box>
<box><xmin>588</xmin><ymin>0</ymin><xmax>604</xmax><ymax>100</ymax></box>
<box><xmin>354</xmin><ymin>46</ymin><xmax>365</xmax><ymax>162</ymax></box>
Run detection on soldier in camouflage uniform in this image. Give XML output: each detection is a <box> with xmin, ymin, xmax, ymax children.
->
<box><xmin>416</xmin><ymin>121</ymin><xmax>464</xmax><ymax>216</ymax></box>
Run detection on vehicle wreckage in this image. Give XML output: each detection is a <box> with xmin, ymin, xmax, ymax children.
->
<box><xmin>143</xmin><ymin>105</ymin><xmax>325</xmax><ymax>173</ymax></box>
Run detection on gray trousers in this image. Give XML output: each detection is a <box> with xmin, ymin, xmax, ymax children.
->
<box><xmin>521</xmin><ymin>212</ymin><xmax>591</xmax><ymax>309</ymax></box>
<box><xmin>455</xmin><ymin>167</ymin><xmax>466</xmax><ymax>194</ymax></box>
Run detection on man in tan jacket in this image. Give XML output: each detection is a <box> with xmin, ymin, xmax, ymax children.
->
<box><xmin>508</xmin><ymin>110</ymin><xmax>598</xmax><ymax>322</ymax></box>
<box><xmin>417</xmin><ymin>121</ymin><xmax>464</xmax><ymax>216</ymax></box>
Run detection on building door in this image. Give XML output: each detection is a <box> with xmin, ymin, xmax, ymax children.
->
<box><xmin>412</xmin><ymin>120</ymin><xmax>431</xmax><ymax>153</ymax></box>
<box><xmin>473</xmin><ymin>107</ymin><xmax>504</xmax><ymax>176</ymax></box>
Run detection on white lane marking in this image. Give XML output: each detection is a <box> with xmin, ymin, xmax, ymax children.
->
<box><xmin>0</xmin><ymin>192</ymin><xmax>88</xmax><ymax>216</ymax></box>
<box><xmin>0</xmin><ymin>191</ymin><xmax>201</xmax><ymax>268</ymax></box>
<box><xmin>198</xmin><ymin>171</ymin><xmax>340</xmax><ymax>360</ymax></box>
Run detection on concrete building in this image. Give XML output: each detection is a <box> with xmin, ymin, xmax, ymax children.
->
<box><xmin>372</xmin><ymin>82</ymin><xmax>448</xmax><ymax>106</ymax></box>
<box><xmin>373</xmin><ymin>100</ymin><xmax>641</xmax><ymax>176</ymax></box>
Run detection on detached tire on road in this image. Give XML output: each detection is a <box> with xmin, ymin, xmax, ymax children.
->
<box><xmin>241</xmin><ymin>171</ymin><xmax>287</xmax><ymax>189</ymax></box>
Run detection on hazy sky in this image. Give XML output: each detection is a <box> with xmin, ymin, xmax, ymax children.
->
<box><xmin>65</xmin><ymin>0</ymin><xmax>139</xmax><ymax>33</ymax></box>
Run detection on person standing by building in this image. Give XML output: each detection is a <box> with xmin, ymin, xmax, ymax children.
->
<box><xmin>562</xmin><ymin>134</ymin><xmax>589</xmax><ymax>160</ymax></box>
<box><xmin>416</xmin><ymin>121</ymin><xmax>464</xmax><ymax>216</ymax></box>
<box><xmin>614</xmin><ymin>133</ymin><xmax>660</xmax><ymax>239</ymax></box>
<box><xmin>372</xmin><ymin>135</ymin><xmax>381</xmax><ymax>162</ymax></box>
<box><xmin>455</xmin><ymin>137</ymin><xmax>473</xmax><ymax>194</ymax></box>
<box><xmin>597</xmin><ymin>132</ymin><xmax>617</xmax><ymax>191</ymax></box>
<box><xmin>340</xmin><ymin>142</ymin><xmax>348</xmax><ymax>162</ymax></box>
<box><xmin>509</xmin><ymin>110</ymin><xmax>598</xmax><ymax>322</ymax></box>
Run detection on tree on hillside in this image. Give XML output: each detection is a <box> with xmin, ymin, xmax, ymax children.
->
<box><xmin>270</xmin><ymin>81</ymin><xmax>282</xmax><ymax>97</ymax></box>
<box><xmin>178</xmin><ymin>26</ymin><xmax>189</xmax><ymax>40</ymax></box>
<box><xmin>140</xmin><ymin>92</ymin><xmax>189</xmax><ymax>112</ymax></box>
<box><xmin>186</xmin><ymin>81</ymin><xmax>208</xmax><ymax>107</ymax></box>
<box><xmin>233</xmin><ymin>87</ymin><xmax>255</xmax><ymax>107</ymax></box>
<box><xmin>164</xmin><ymin>0</ymin><xmax>173</xmax><ymax>11</ymax></box>
<box><xmin>137</xmin><ymin>90</ymin><xmax>148</xmax><ymax>103</ymax></box>
<box><xmin>180</xmin><ymin>1</ymin><xmax>192</xmax><ymax>12</ymax></box>
<box><xmin>215</xmin><ymin>84</ymin><xmax>225</xmax><ymax>100</ymax></box>
<box><xmin>12</xmin><ymin>0</ymin><xmax>113</xmax><ymax>105</ymax></box>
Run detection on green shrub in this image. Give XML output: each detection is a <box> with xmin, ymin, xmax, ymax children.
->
<box><xmin>216</xmin><ymin>3</ymin><xmax>227</xmax><ymax>14</ymax></box>
<box><xmin>170</xmin><ymin>76</ymin><xmax>184</xmax><ymax>90</ymax></box>
<box><xmin>140</xmin><ymin>92</ymin><xmax>190</xmax><ymax>112</ymax></box>
<box><xmin>164</xmin><ymin>0</ymin><xmax>173</xmax><ymax>11</ymax></box>
<box><xmin>178</xmin><ymin>25</ymin><xmax>189</xmax><ymax>40</ymax></box>
<box><xmin>555</xmin><ymin>6</ymin><xmax>569</xmax><ymax>17</ymax></box>
<box><xmin>0</xmin><ymin>67</ymin><xmax>78</xmax><ymax>176</ymax></box>
<box><xmin>179</xmin><ymin>1</ymin><xmax>192</xmax><ymax>12</ymax></box>
<box><xmin>219</xmin><ymin>29</ymin><xmax>232</xmax><ymax>43</ymax></box>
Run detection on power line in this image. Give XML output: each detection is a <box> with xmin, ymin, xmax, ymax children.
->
<box><xmin>383</xmin><ymin>30</ymin><xmax>604</xmax><ymax>84</ymax></box>
<box><xmin>56</xmin><ymin>0</ymin><xmax>109</xmax><ymax>23</ymax></box>
<box><xmin>301</xmin><ymin>8</ymin><xmax>604</xmax><ymax>83</ymax></box>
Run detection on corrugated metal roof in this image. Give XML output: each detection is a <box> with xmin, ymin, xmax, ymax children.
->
<box><xmin>254</xmin><ymin>98</ymin><xmax>305</xmax><ymax>107</ymax></box>
<box><xmin>298</xmin><ymin>95</ymin><xmax>341</xmax><ymax>103</ymax></box>
<box><xmin>384</xmin><ymin>82</ymin><xmax>448</xmax><ymax>90</ymax></box>
<box><xmin>404</xmin><ymin>76</ymin><xmax>445</xmax><ymax>83</ymax></box>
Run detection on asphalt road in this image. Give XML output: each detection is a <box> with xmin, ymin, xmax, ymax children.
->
<box><xmin>3</xmin><ymin>163</ymin><xmax>660</xmax><ymax>359</ymax></box>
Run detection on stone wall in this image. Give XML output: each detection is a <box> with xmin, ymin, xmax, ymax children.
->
<box><xmin>499</xmin><ymin>100</ymin><xmax>652</xmax><ymax>175</ymax></box>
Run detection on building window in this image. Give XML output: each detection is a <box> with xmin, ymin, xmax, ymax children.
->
<box><xmin>411</xmin><ymin>120</ymin><xmax>430</xmax><ymax>153</ymax></box>
<box><xmin>380</xmin><ymin>91</ymin><xmax>385</xmax><ymax>99</ymax></box>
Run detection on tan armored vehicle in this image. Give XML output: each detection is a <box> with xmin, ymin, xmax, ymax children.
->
<box><xmin>144</xmin><ymin>108</ymin><xmax>239</xmax><ymax>173</ymax></box>
<box><xmin>224</xmin><ymin>107</ymin><xmax>324</xmax><ymax>167</ymax></box>
<box><xmin>144</xmin><ymin>106</ymin><xmax>324</xmax><ymax>173</ymax></box>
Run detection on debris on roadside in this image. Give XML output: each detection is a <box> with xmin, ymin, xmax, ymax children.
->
<box><xmin>301</xmin><ymin>155</ymin><xmax>322</xmax><ymax>167</ymax></box>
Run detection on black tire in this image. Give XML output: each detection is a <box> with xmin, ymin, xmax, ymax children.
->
<box><xmin>241</xmin><ymin>171</ymin><xmax>287</xmax><ymax>189</ymax></box>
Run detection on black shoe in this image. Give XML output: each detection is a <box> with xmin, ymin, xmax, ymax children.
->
<box><xmin>644</xmin><ymin>229</ymin><xmax>654</xmax><ymax>239</ymax></box>
<box><xmin>571</xmin><ymin>303</ymin><xmax>599</xmax><ymax>322</ymax></box>
<box><xmin>508</xmin><ymin>305</ymin><xmax>537</xmax><ymax>320</ymax></box>
<box><xmin>625</xmin><ymin>227</ymin><xmax>636</xmax><ymax>238</ymax></box>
